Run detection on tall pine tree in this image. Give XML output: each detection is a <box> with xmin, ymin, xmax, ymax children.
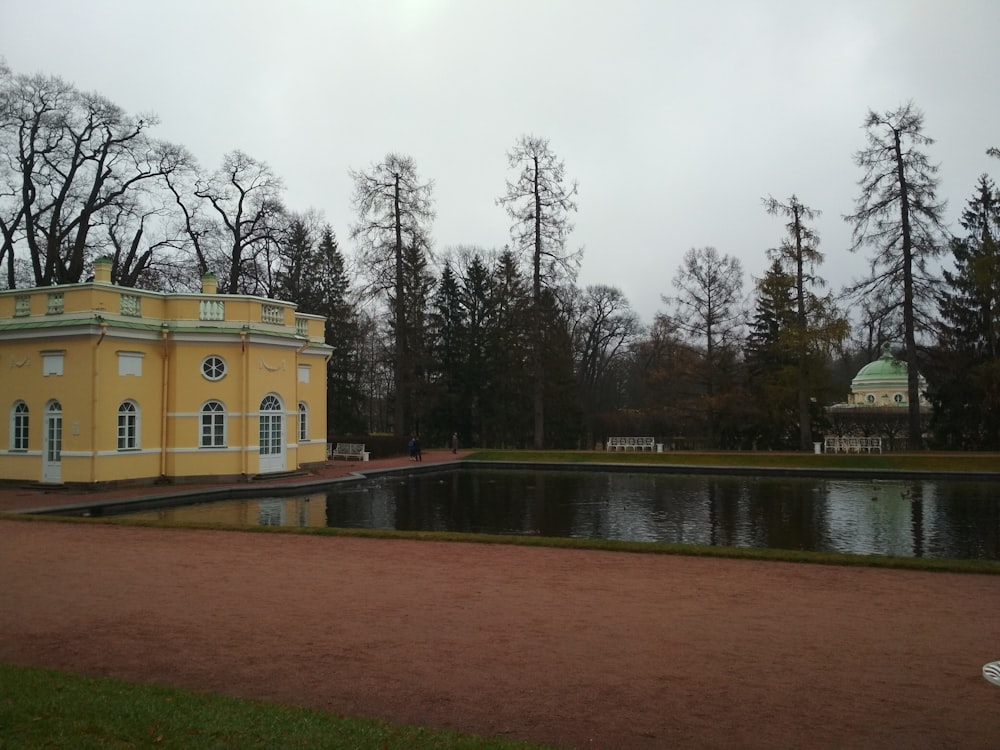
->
<box><xmin>929</xmin><ymin>175</ymin><xmax>1000</xmax><ymax>448</ymax></box>
<box><xmin>276</xmin><ymin>218</ymin><xmax>364</xmax><ymax>434</ymax></box>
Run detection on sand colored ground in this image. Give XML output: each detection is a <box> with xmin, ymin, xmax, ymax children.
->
<box><xmin>3</xmin><ymin>515</ymin><xmax>1000</xmax><ymax>749</ymax></box>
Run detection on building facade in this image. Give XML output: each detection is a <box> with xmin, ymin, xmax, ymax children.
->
<box><xmin>0</xmin><ymin>259</ymin><xmax>331</xmax><ymax>485</ymax></box>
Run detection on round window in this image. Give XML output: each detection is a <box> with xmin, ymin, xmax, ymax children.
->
<box><xmin>201</xmin><ymin>355</ymin><xmax>227</xmax><ymax>381</ymax></box>
<box><xmin>865</xmin><ymin>394</ymin><xmax>876</xmax><ymax>404</ymax></box>
<box><xmin>893</xmin><ymin>393</ymin><xmax>904</xmax><ymax>404</ymax></box>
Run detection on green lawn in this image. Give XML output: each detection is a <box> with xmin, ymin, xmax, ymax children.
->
<box><xmin>0</xmin><ymin>664</ymin><xmax>550</xmax><ymax>750</ymax></box>
<box><xmin>463</xmin><ymin>448</ymin><xmax>1000</xmax><ymax>474</ymax></box>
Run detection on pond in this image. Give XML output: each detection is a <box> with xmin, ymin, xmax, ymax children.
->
<box><xmin>101</xmin><ymin>467</ymin><xmax>1000</xmax><ymax>560</ymax></box>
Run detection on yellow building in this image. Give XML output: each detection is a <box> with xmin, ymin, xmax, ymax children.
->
<box><xmin>0</xmin><ymin>259</ymin><xmax>331</xmax><ymax>485</ymax></box>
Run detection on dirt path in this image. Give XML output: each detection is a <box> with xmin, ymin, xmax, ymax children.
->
<box><xmin>2</xmin><ymin>520</ymin><xmax>999</xmax><ymax>749</ymax></box>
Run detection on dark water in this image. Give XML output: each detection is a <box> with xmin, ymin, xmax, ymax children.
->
<box><xmin>117</xmin><ymin>468</ymin><xmax>1000</xmax><ymax>560</ymax></box>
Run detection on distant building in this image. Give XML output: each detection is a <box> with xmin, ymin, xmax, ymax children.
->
<box><xmin>0</xmin><ymin>259</ymin><xmax>331</xmax><ymax>485</ymax></box>
<box><xmin>824</xmin><ymin>344</ymin><xmax>931</xmax><ymax>452</ymax></box>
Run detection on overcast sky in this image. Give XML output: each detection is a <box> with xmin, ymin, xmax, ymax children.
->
<box><xmin>2</xmin><ymin>0</ymin><xmax>997</xmax><ymax>323</ymax></box>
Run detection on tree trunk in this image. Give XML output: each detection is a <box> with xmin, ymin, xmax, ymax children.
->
<box><xmin>893</xmin><ymin>129</ymin><xmax>923</xmax><ymax>447</ymax></box>
<box><xmin>793</xmin><ymin>206</ymin><xmax>812</xmax><ymax>451</ymax></box>
<box><xmin>532</xmin><ymin>156</ymin><xmax>544</xmax><ymax>449</ymax></box>
<box><xmin>393</xmin><ymin>173</ymin><xmax>407</xmax><ymax>439</ymax></box>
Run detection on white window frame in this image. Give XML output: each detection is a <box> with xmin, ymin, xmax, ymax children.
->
<box><xmin>117</xmin><ymin>400</ymin><xmax>140</xmax><ymax>451</ymax></box>
<box><xmin>298</xmin><ymin>402</ymin><xmax>308</xmax><ymax>442</ymax></box>
<box><xmin>10</xmin><ymin>401</ymin><xmax>29</xmax><ymax>452</ymax></box>
<box><xmin>42</xmin><ymin>351</ymin><xmax>64</xmax><ymax>376</ymax></box>
<box><xmin>200</xmin><ymin>400</ymin><xmax>227</xmax><ymax>448</ymax></box>
<box><xmin>201</xmin><ymin>355</ymin><xmax>227</xmax><ymax>381</ymax></box>
<box><xmin>117</xmin><ymin>351</ymin><xmax>144</xmax><ymax>377</ymax></box>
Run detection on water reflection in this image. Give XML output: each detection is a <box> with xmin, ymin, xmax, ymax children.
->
<box><xmin>118</xmin><ymin>469</ymin><xmax>1000</xmax><ymax>560</ymax></box>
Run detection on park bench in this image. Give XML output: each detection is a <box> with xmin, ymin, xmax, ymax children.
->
<box><xmin>328</xmin><ymin>442</ymin><xmax>368</xmax><ymax>461</ymax></box>
<box><xmin>822</xmin><ymin>436</ymin><xmax>882</xmax><ymax>454</ymax></box>
<box><xmin>606</xmin><ymin>436</ymin><xmax>656</xmax><ymax>452</ymax></box>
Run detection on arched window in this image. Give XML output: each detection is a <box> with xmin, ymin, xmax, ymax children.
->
<box><xmin>298</xmin><ymin>402</ymin><xmax>308</xmax><ymax>442</ymax></box>
<box><xmin>10</xmin><ymin>401</ymin><xmax>29</xmax><ymax>452</ymax></box>
<box><xmin>45</xmin><ymin>400</ymin><xmax>62</xmax><ymax>465</ymax></box>
<box><xmin>258</xmin><ymin>394</ymin><xmax>284</xmax><ymax>468</ymax></box>
<box><xmin>117</xmin><ymin>400</ymin><xmax>139</xmax><ymax>451</ymax></box>
<box><xmin>200</xmin><ymin>401</ymin><xmax>226</xmax><ymax>448</ymax></box>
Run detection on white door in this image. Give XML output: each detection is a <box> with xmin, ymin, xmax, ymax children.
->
<box><xmin>258</xmin><ymin>394</ymin><xmax>286</xmax><ymax>474</ymax></box>
<box><xmin>42</xmin><ymin>400</ymin><xmax>63</xmax><ymax>484</ymax></box>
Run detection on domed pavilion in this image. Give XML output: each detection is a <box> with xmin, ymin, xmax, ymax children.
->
<box><xmin>824</xmin><ymin>344</ymin><xmax>931</xmax><ymax>452</ymax></box>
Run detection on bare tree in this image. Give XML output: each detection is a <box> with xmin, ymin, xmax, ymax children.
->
<box><xmin>0</xmin><ymin>59</ymin><xmax>24</xmax><ymax>287</ymax></box>
<box><xmin>349</xmin><ymin>153</ymin><xmax>435</xmax><ymax>437</ymax></box>
<box><xmin>844</xmin><ymin>102</ymin><xmax>947</xmax><ymax>446</ymax></box>
<box><xmin>664</xmin><ymin>247</ymin><xmax>745</xmax><ymax>446</ymax></box>
<box><xmin>99</xmin><ymin>195</ymin><xmax>190</xmax><ymax>290</ymax></box>
<box><xmin>192</xmin><ymin>150</ymin><xmax>287</xmax><ymax>295</ymax></box>
<box><xmin>0</xmin><ymin>70</ymin><xmax>189</xmax><ymax>286</ymax></box>
<box><xmin>568</xmin><ymin>284</ymin><xmax>641</xmax><ymax>445</ymax></box>
<box><xmin>497</xmin><ymin>135</ymin><xmax>580</xmax><ymax>448</ymax></box>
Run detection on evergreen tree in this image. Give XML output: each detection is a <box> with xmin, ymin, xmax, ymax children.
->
<box><xmin>458</xmin><ymin>255</ymin><xmax>494</xmax><ymax>445</ymax></box>
<box><xmin>928</xmin><ymin>175</ymin><xmax>1000</xmax><ymax>448</ymax></box>
<box><xmin>744</xmin><ymin>261</ymin><xmax>800</xmax><ymax>448</ymax></box>
<box><xmin>427</xmin><ymin>262</ymin><xmax>467</xmax><ymax>444</ymax></box>
<box><xmin>395</xmin><ymin>240</ymin><xmax>435</xmax><ymax>438</ymax></box>
<box><xmin>538</xmin><ymin>288</ymin><xmax>583</xmax><ymax>448</ymax></box>
<box><xmin>483</xmin><ymin>249</ymin><xmax>534</xmax><ymax>447</ymax></box>
<box><xmin>276</xmin><ymin>217</ymin><xmax>365</xmax><ymax>434</ymax></box>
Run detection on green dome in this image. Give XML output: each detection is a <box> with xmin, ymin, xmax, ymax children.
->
<box><xmin>854</xmin><ymin>348</ymin><xmax>906</xmax><ymax>383</ymax></box>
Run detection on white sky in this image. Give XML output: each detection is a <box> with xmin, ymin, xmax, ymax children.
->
<box><xmin>1</xmin><ymin>0</ymin><xmax>997</xmax><ymax>323</ymax></box>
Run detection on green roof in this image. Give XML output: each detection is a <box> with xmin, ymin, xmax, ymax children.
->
<box><xmin>854</xmin><ymin>348</ymin><xmax>907</xmax><ymax>382</ymax></box>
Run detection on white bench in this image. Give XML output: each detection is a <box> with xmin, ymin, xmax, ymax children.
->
<box><xmin>823</xmin><ymin>436</ymin><xmax>882</xmax><ymax>454</ymax></box>
<box><xmin>329</xmin><ymin>442</ymin><xmax>367</xmax><ymax>460</ymax></box>
<box><xmin>606</xmin><ymin>437</ymin><xmax>655</xmax><ymax>452</ymax></box>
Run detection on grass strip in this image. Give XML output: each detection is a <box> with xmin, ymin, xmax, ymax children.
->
<box><xmin>463</xmin><ymin>449</ymin><xmax>1000</xmax><ymax>474</ymax></box>
<box><xmin>0</xmin><ymin>663</ymin><xmax>550</xmax><ymax>750</ymax></box>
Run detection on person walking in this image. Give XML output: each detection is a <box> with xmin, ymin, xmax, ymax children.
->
<box><xmin>414</xmin><ymin>436</ymin><xmax>422</xmax><ymax>462</ymax></box>
<box><xmin>451</xmin><ymin>432</ymin><xmax>459</xmax><ymax>454</ymax></box>
<box><xmin>408</xmin><ymin>436</ymin><xmax>416</xmax><ymax>461</ymax></box>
